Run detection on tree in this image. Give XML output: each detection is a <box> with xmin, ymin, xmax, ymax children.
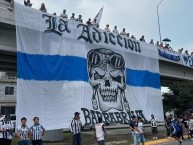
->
<box><xmin>162</xmin><ymin>81</ymin><xmax>193</xmax><ymax>116</ymax></box>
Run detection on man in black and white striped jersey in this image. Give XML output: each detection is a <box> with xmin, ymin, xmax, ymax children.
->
<box><xmin>15</xmin><ymin>117</ymin><xmax>30</xmax><ymax>145</ymax></box>
<box><xmin>30</xmin><ymin>117</ymin><xmax>45</xmax><ymax>145</ymax></box>
<box><xmin>70</xmin><ymin>112</ymin><xmax>83</xmax><ymax>145</ymax></box>
<box><xmin>0</xmin><ymin>114</ymin><xmax>14</xmax><ymax>145</ymax></box>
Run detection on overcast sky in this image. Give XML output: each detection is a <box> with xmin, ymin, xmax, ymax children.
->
<box><xmin>16</xmin><ymin>0</ymin><xmax>193</xmax><ymax>53</ymax></box>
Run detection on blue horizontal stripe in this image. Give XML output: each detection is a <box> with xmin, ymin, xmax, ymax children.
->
<box><xmin>126</xmin><ymin>69</ymin><xmax>160</xmax><ymax>89</ymax></box>
<box><xmin>17</xmin><ymin>52</ymin><xmax>160</xmax><ymax>89</ymax></box>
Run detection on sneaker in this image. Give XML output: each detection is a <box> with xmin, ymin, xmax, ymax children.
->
<box><xmin>155</xmin><ymin>137</ymin><xmax>158</xmax><ymax>139</ymax></box>
<box><xmin>179</xmin><ymin>140</ymin><xmax>183</xmax><ymax>145</ymax></box>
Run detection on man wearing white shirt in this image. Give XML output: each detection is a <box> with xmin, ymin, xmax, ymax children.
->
<box><xmin>15</xmin><ymin>117</ymin><xmax>30</xmax><ymax>145</ymax></box>
<box><xmin>0</xmin><ymin>115</ymin><xmax>14</xmax><ymax>145</ymax></box>
<box><xmin>105</xmin><ymin>24</ymin><xmax>110</xmax><ymax>32</ymax></box>
<box><xmin>112</xmin><ymin>26</ymin><xmax>119</xmax><ymax>34</ymax></box>
<box><xmin>30</xmin><ymin>117</ymin><xmax>45</xmax><ymax>145</ymax></box>
<box><xmin>70</xmin><ymin>112</ymin><xmax>83</xmax><ymax>145</ymax></box>
<box><xmin>136</xmin><ymin>117</ymin><xmax>145</xmax><ymax>145</ymax></box>
<box><xmin>120</xmin><ymin>28</ymin><xmax>126</xmax><ymax>36</ymax></box>
<box><xmin>151</xmin><ymin>114</ymin><xmax>158</xmax><ymax>139</ymax></box>
<box><xmin>92</xmin><ymin>19</ymin><xmax>99</xmax><ymax>28</ymax></box>
<box><xmin>94</xmin><ymin>117</ymin><xmax>107</xmax><ymax>145</ymax></box>
<box><xmin>70</xmin><ymin>13</ymin><xmax>76</xmax><ymax>21</ymax></box>
<box><xmin>60</xmin><ymin>9</ymin><xmax>68</xmax><ymax>19</ymax></box>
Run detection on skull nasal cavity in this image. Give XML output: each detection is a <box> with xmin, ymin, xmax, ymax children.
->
<box><xmin>105</xmin><ymin>80</ymin><xmax>111</xmax><ymax>87</ymax></box>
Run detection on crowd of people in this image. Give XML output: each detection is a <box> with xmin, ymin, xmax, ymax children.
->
<box><xmin>164</xmin><ymin>114</ymin><xmax>193</xmax><ymax>144</ymax></box>
<box><xmin>164</xmin><ymin>114</ymin><xmax>193</xmax><ymax>145</ymax></box>
<box><xmin>129</xmin><ymin>113</ymin><xmax>193</xmax><ymax>145</ymax></box>
<box><xmin>5</xmin><ymin>0</ymin><xmax>193</xmax><ymax>56</ymax></box>
<box><xmin>0</xmin><ymin>115</ymin><xmax>45</xmax><ymax>145</ymax></box>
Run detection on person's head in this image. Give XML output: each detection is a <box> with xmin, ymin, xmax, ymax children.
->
<box><xmin>74</xmin><ymin>112</ymin><xmax>80</xmax><ymax>120</ymax></box>
<box><xmin>142</xmin><ymin>35</ymin><xmax>144</xmax><ymax>38</ymax></box>
<box><xmin>132</xmin><ymin>116</ymin><xmax>137</xmax><ymax>122</ymax></box>
<box><xmin>27</xmin><ymin>0</ymin><xmax>30</xmax><ymax>2</ymax></box>
<box><xmin>88</xmin><ymin>18</ymin><xmax>91</xmax><ymax>21</ymax></box>
<box><xmin>98</xmin><ymin>117</ymin><xmax>102</xmax><ymax>123</ymax></box>
<box><xmin>41</xmin><ymin>3</ymin><xmax>46</xmax><ymax>8</ymax></box>
<box><xmin>21</xmin><ymin>117</ymin><xmax>27</xmax><ymax>126</ymax></box>
<box><xmin>174</xmin><ymin>115</ymin><xmax>178</xmax><ymax>120</ymax></box>
<box><xmin>5</xmin><ymin>114</ymin><xmax>10</xmax><ymax>121</ymax></box>
<box><xmin>151</xmin><ymin>39</ymin><xmax>153</xmax><ymax>42</ymax></box>
<box><xmin>123</xmin><ymin>28</ymin><xmax>125</xmax><ymax>32</ymax></box>
<box><xmin>72</xmin><ymin>13</ymin><xmax>75</xmax><ymax>17</ymax></box>
<box><xmin>53</xmin><ymin>12</ymin><xmax>56</xmax><ymax>15</ymax></box>
<box><xmin>138</xmin><ymin>117</ymin><xmax>142</xmax><ymax>122</ymax></box>
<box><xmin>106</xmin><ymin>24</ymin><xmax>109</xmax><ymax>27</ymax></box>
<box><xmin>151</xmin><ymin>114</ymin><xmax>154</xmax><ymax>119</ymax></box>
<box><xmin>63</xmin><ymin>9</ymin><xmax>66</xmax><ymax>14</ymax></box>
<box><xmin>126</xmin><ymin>33</ymin><xmax>130</xmax><ymax>37</ymax></box>
<box><xmin>114</xmin><ymin>26</ymin><xmax>117</xmax><ymax>29</ymax></box>
<box><xmin>79</xmin><ymin>15</ymin><xmax>82</xmax><ymax>19</ymax></box>
<box><xmin>33</xmin><ymin>117</ymin><xmax>39</xmax><ymax>124</ymax></box>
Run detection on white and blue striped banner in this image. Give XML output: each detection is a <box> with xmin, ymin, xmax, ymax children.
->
<box><xmin>15</xmin><ymin>3</ymin><xmax>164</xmax><ymax>130</ymax></box>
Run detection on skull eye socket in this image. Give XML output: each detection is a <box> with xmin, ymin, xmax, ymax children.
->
<box><xmin>111</xmin><ymin>74</ymin><xmax>122</xmax><ymax>83</ymax></box>
<box><xmin>110</xmin><ymin>54</ymin><xmax>124</xmax><ymax>68</ymax></box>
<box><xmin>88</xmin><ymin>51</ymin><xmax>101</xmax><ymax>66</ymax></box>
<box><xmin>94</xmin><ymin>72</ymin><xmax>104</xmax><ymax>80</ymax></box>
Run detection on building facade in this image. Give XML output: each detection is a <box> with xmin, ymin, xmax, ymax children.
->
<box><xmin>0</xmin><ymin>72</ymin><xmax>16</xmax><ymax>115</ymax></box>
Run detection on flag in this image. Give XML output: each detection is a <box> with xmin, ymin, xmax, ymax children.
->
<box><xmin>92</xmin><ymin>6</ymin><xmax>104</xmax><ymax>26</ymax></box>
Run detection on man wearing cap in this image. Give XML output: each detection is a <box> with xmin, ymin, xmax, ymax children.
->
<box><xmin>70</xmin><ymin>112</ymin><xmax>83</xmax><ymax>145</ymax></box>
<box><xmin>0</xmin><ymin>115</ymin><xmax>14</xmax><ymax>145</ymax></box>
<box><xmin>151</xmin><ymin>114</ymin><xmax>158</xmax><ymax>139</ymax></box>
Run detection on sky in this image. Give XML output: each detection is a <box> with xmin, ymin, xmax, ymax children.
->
<box><xmin>15</xmin><ymin>0</ymin><xmax>193</xmax><ymax>92</ymax></box>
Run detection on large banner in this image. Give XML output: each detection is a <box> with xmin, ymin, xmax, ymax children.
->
<box><xmin>15</xmin><ymin>3</ymin><xmax>164</xmax><ymax>130</ymax></box>
<box><xmin>182</xmin><ymin>54</ymin><xmax>193</xmax><ymax>68</ymax></box>
<box><xmin>158</xmin><ymin>48</ymin><xmax>181</xmax><ymax>62</ymax></box>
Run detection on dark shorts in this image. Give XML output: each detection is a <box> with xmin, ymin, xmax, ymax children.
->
<box><xmin>189</xmin><ymin>130</ymin><xmax>193</xmax><ymax>135</ymax></box>
<box><xmin>19</xmin><ymin>140</ymin><xmax>30</xmax><ymax>145</ymax></box>
<box><xmin>152</xmin><ymin>127</ymin><xmax>158</xmax><ymax>134</ymax></box>
<box><xmin>32</xmin><ymin>140</ymin><xmax>42</xmax><ymax>145</ymax></box>
<box><xmin>0</xmin><ymin>139</ymin><xmax>12</xmax><ymax>145</ymax></box>
<box><xmin>172</xmin><ymin>131</ymin><xmax>181</xmax><ymax>138</ymax></box>
<box><xmin>73</xmin><ymin>133</ymin><xmax>81</xmax><ymax>145</ymax></box>
<box><xmin>98</xmin><ymin>140</ymin><xmax>105</xmax><ymax>145</ymax></box>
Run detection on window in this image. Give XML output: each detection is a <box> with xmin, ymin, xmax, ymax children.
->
<box><xmin>6</xmin><ymin>73</ymin><xmax>16</xmax><ymax>80</ymax></box>
<box><xmin>1</xmin><ymin>106</ymin><xmax>15</xmax><ymax>115</ymax></box>
<box><xmin>5</xmin><ymin>86</ymin><xmax>14</xmax><ymax>95</ymax></box>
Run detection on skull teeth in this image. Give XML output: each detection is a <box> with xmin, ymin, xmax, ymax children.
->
<box><xmin>102</xmin><ymin>96</ymin><xmax>117</xmax><ymax>102</ymax></box>
<box><xmin>99</xmin><ymin>88</ymin><xmax>118</xmax><ymax>102</ymax></box>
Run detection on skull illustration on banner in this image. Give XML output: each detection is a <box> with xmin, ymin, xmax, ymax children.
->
<box><xmin>87</xmin><ymin>48</ymin><xmax>130</xmax><ymax>112</ymax></box>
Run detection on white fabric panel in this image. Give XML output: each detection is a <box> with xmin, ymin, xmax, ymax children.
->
<box><xmin>15</xmin><ymin>2</ymin><xmax>164</xmax><ymax>130</ymax></box>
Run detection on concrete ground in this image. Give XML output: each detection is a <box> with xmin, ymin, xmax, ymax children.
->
<box><xmin>12</xmin><ymin>125</ymin><xmax>193</xmax><ymax>145</ymax></box>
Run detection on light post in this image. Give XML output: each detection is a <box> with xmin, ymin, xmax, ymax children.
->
<box><xmin>157</xmin><ymin>0</ymin><xmax>164</xmax><ymax>43</ymax></box>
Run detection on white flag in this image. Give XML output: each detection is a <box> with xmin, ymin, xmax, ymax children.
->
<box><xmin>93</xmin><ymin>6</ymin><xmax>104</xmax><ymax>26</ymax></box>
